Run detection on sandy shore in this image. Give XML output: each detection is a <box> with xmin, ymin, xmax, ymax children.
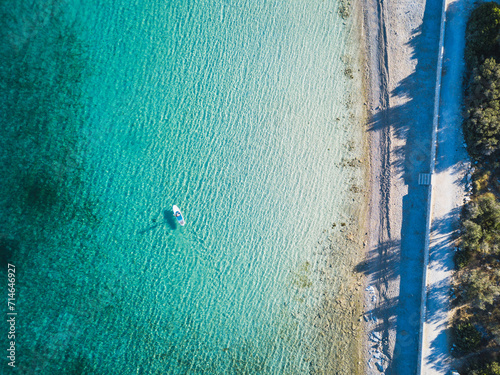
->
<box><xmin>360</xmin><ymin>0</ymin><xmax>448</xmax><ymax>373</ymax></box>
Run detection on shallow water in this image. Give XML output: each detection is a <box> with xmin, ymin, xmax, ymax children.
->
<box><xmin>0</xmin><ymin>0</ymin><xmax>366</xmax><ymax>373</ymax></box>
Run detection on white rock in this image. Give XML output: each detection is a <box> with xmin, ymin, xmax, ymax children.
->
<box><xmin>365</xmin><ymin>285</ymin><xmax>375</xmax><ymax>293</ymax></box>
<box><xmin>368</xmin><ymin>358</ymin><xmax>374</xmax><ymax>369</ymax></box>
<box><xmin>370</xmin><ymin>331</ymin><xmax>382</xmax><ymax>342</ymax></box>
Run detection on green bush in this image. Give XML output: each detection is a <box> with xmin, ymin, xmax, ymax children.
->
<box><xmin>465</xmin><ymin>2</ymin><xmax>500</xmax><ymax>70</ymax></box>
<box><xmin>486</xmin><ymin>362</ymin><xmax>500</xmax><ymax>375</ymax></box>
<box><xmin>476</xmin><ymin>193</ymin><xmax>500</xmax><ymax>236</ymax></box>
<box><xmin>461</xmin><ymin>194</ymin><xmax>500</xmax><ymax>255</ymax></box>
<box><xmin>455</xmin><ymin>248</ymin><xmax>472</xmax><ymax>269</ymax></box>
<box><xmin>465</xmin><ymin>268</ymin><xmax>500</xmax><ymax>309</ymax></box>
<box><xmin>464</xmin><ymin>2</ymin><xmax>500</xmax><ymax>159</ymax></box>
<box><xmin>464</xmin><ymin>58</ymin><xmax>500</xmax><ymax>159</ymax></box>
<box><xmin>454</xmin><ymin>322</ymin><xmax>482</xmax><ymax>353</ymax></box>
<box><xmin>462</xmin><ymin>219</ymin><xmax>483</xmax><ymax>251</ymax></box>
<box><xmin>472</xmin><ymin>361</ymin><xmax>500</xmax><ymax>375</ymax></box>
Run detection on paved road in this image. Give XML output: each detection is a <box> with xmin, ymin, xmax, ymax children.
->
<box><xmin>421</xmin><ymin>0</ymin><xmax>471</xmax><ymax>373</ymax></box>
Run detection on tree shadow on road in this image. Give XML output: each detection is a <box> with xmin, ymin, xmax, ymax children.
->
<box><xmin>427</xmin><ymin>327</ymin><xmax>453</xmax><ymax>372</ymax></box>
<box><xmin>360</xmin><ymin>0</ymin><xmax>466</xmax><ymax>372</ymax></box>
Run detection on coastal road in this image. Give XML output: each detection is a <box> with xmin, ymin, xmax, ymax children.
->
<box><xmin>421</xmin><ymin>0</ymin><xmax>471</xmax><ymax>373</ymax></box>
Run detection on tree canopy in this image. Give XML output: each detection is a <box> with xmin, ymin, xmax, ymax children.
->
<box><xmin>465</xmin><ymin>2</ymin><xmax>500</xmax><ymax>70</ymax></box>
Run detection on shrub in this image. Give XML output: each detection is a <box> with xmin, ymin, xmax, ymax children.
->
<box><xmin>464</xmin><ymin>58</ymin><xmax>500</xmax><ymax>159</ymax></box>
<box><xmin>462</xmin><ymin>219</ymin><xmax>483</xmax><ymax>251</ymax></box>
<box><xmin>474</xmin><ymin>172</ymin><xmax>491</xmax><ymax>192</ymax></box>
<box><xmin>476</xmin><ymin>193</ymin><xmax>500</xmax><ymax>233</ymax></box>
<box><xmin>472</xmin><ymin>361</ymin><xmax>500</xmax><ymax>375</ymax></box>
<box><xmin>455</xmin><ymin>248</ymin><xmax>472</xmax><ymax>269</ymax></box>
<box><xmin>486</xmin><ymin>361</ymin><xmax>500</xmax><ymax>375</ymax></box>
<box><xmin>461</xmin><ymin>194</ymin><xmax>500</xmax><ymax>254</ymax></box>
<box><xmin>465</xmin><ymin>2</ymin><xmax>500</xmax><ymax>70</ymax></box>
<box><xmin>465</xmin><ymin>268</ymin><xmax>500</xmax><ymax>309</ymax></box>
<box><xmin>454</xmin><ymin>322</ymin><xmax>482</xmax><ymax>353</ymax></box>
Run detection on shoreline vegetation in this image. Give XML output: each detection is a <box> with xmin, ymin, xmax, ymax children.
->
<box><xmin>452</xmin><ymin>2</ymin><xmax>500</xmax><ymax>374</ymax></box>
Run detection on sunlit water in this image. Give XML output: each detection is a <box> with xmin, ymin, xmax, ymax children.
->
<box><xmin>0</xmin><ymin>0</ymin><xmax>366</xmax><ymax>373</ymax></box>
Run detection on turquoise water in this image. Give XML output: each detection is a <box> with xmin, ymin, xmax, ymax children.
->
<box><xmin>1</xmin><ymin>0</ymin><xmax>365</xmax><ymax>373</ymax></box>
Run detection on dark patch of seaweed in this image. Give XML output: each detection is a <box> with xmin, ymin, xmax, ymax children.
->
<box><xmin>0</xmin><ymin>6</ymin><xmax>108</xmax><ymax>371</ymax></box>
<box><xmin>0</xmin><ymin>6</ymin><xmax>97</xmax><ymax>228</ymax></box>
<box><xmin>0</xmin><ymin>238</ymin><xmax>18</xmax><ymax>268</ymax></box>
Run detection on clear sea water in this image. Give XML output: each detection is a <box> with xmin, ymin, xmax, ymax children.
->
<box><xmin>0</xmin><ymin>0</ymin><xmax>366</xmax><ymax>373</ymax></box>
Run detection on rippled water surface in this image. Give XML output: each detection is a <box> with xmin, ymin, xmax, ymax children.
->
<box><xmin>0</xmin><ymin>0</ymin><xmax>366</xmax><ymax>373</ymax></box>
